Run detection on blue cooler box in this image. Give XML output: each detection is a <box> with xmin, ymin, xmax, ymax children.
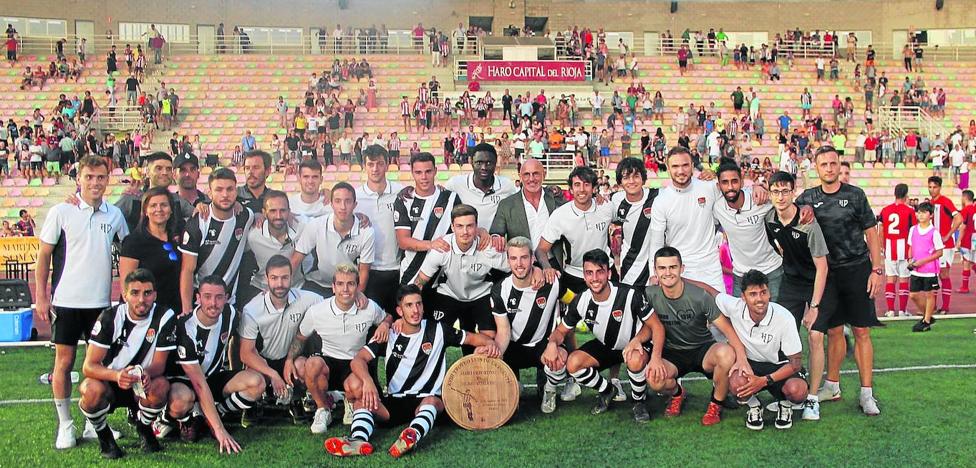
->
<box><xmin>0</xmin><ymin>309</ymin><xmax>33</xmax><ymax>342</ymax></box>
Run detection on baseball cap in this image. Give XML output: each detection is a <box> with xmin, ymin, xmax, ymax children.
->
<box><xmin>174</xmin><ymin>152</ymin><xmax>199</xmax><ymax>169</ymax></box>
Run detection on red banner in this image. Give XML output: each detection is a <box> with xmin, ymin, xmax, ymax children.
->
<box><xmin>466</xmin><ymin>61</ymin><xmax>586</xmax><ymax>82</ymax></box>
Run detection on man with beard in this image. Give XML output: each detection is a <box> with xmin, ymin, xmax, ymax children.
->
<box><xmin>237</xmin><ymin>150</ymin><xmax>272</xmax><ymax>213</ymax></box>
<box><xmin>445</xmin><ymin>143</ymin><xmax>518</xmax><ymax>230</ymax></box>
<box><xmin>115</xmin><ymin>152</ymin><xmax>195</xmax><ymax>231</ymax></box>
<box><xmin>242</xmin><ymin>191</ymin><xmax>306</xmax><ymax>304</ymax></box>
<box><xmin>174</xmin><ymin>153</ymin><xmax>209</xmax><ymax>208</ymax></box>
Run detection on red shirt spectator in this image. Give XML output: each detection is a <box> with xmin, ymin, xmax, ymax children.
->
<box><xmin>905</xmin><ymin>133</ymin><xmax>918</xmax><ymax>148</ymax></box>
<box><xmin>864</xmin><ymin>135</ymin><xmax>879</xmax><ymax>150</ymax></box>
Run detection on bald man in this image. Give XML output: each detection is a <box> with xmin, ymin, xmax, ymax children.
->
<box><xmin>490</xmin><ymin>159</ymin><xmax>565</xmax><ymax>257</ymax></box>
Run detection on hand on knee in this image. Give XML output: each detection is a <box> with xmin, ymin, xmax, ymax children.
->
<box><xmin>729</xmin><ymin>372</ymin><xmax>749</xmax><ymax>396</ymax></box>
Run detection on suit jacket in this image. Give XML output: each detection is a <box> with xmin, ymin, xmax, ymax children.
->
<box><xmin>490</xmin><ymin>189</ymin><xmax>565</xmax><ymax>267</ymax></box>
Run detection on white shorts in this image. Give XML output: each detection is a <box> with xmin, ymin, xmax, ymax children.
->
<box><xmin>884</xmin><ymin>258</ymin><xmax>910</xmax><ymax>278</ymax></box>
<box><xmin>939</xmin><ymin>248</ymin><xmax>955</xmax><ymax>268</ymax></box>
<box><xmin>959</xmin><ymin>248</ymin><xmax>975</xmax><ymax>263</ymax></box>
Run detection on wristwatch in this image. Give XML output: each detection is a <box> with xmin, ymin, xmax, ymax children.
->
<box><xmin>872</xmin><ymin>267</ymin><xmax>883</xmax><ymax>275</ymax></box>
<box><xmin>765</xmin><ymin>375</ymin><xmax>775</xmax><ymax>386</ymax></box>
<box><xmin>809</xmin><ymin>302</ymin><xmax>819</xmax><ymax>309</ymax></box>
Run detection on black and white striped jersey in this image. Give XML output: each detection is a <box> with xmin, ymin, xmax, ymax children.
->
<box><xmin>365</xmin><ymin>320</ymin><xmax>465</xmax><ymax>397</ymax></box>
<box><xmin>490</xmin><ymin>277</ymin><xmax>561</xmax><ymax>347</ymax></box>
<box><xmin>172</xmin><ymin>304</ymin><xmax>237</xmax><ymax>377</ymax></box>
<box><xmin>178</xmin><ymin>207</ymin><xmax>255</xmax><ymax>301</ymax></box>
<box><xmin>89</xmin><ymin>304</ymin><xmax>178</xmax><ymax>371</ymax></box>
<box><xmin>611</xmin><ymin>188</ymin><xmax>659</xmax><ymax>287</ymax></box>
<box><xmin>562</xmin><ymin>284</ymin><xmax>651</xmax><ymax>351</ymax></box>
<box><xmin>393</xmin><ymin>188</ymin><xmax>461</xmax><ymax>284</ymax></box>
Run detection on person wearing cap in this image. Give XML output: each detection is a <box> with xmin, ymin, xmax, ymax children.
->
<box><xmin>174</xmin><ymin>152</ymin><xmax>210</xmax><ymax>207</ymax></box>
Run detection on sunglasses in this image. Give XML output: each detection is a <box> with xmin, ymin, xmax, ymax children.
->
<box><xmin>162</xmin><ymin>242</ymin><xmax>178</xmax><ymax>262</ymax></box>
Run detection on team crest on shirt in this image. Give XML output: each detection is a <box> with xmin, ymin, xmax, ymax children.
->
<box><xmin>643</xmin><ymin>207</ymin><xmax>653</xmax><ymax>218</ymax></box>
<box><xmin>234</xmin><ymin>227</ymin><xmax>244</xmax><ymax>240</ymax></box>
<box><xmin>145</xmin><ymin>328</ymin><xmax>156</xmax><ymax>343</ymax></box>
<box><xmin>393</xmin><ymin>210</ymin><xmax>400</xmax><ymax>223</ymax></box>
<box><xmin>220</xmin><ymin>332</ymin><xmax>230</xmax><ymax>344</ymax></box>
<box><xmin>839</xmin><ymin>200</ymin><xmax>849</xmax><ymax>207</ymax></box>
<box><xmin>433</xmin><ymin>207</ymin><xmax>444</xmax><ymax>218</ymax></box>
<box><xmin>177</xmin><ymin>346</ymin><xmax>187</xmax><ymax>359</ymax></box>
<box><xmin>697</xmin><ymin>197</ymin><xmax>706</xmax><ymax>208</ymax></box>
<box><xmin>611</xmin><ymin>309</ymin><xmax>624</xmax><ymax>321</ymax></box>
<box><xmin>421</xmin><ymin>342</ymin><xmax>433</xmax><ymax>354</ymax></box>
<box><xmin>535</xmin><ymin>296</ymin><xmax>547</xmax><ymax>308</ymax></box>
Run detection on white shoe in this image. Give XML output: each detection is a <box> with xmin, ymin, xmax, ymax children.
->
<box><xmin>152</xmin><ymin>420</ymin><xmax>174</xmax><ymax>438</ymax></box>
<box><xmin>541</xmin><ymin>389</ymin><xmax>558</xmax><ymax>414</ymax></box>
<box><xmin>802</xmin><ymin>399</ymin><xmax>821</xmax><ymax>421</ymax></box>
<box><xmin>310</xmin><ymin>408</ymin><xmax>332</xmax><ymax>434</ymax></box>
<box><xmin>764</xmin><ymin>400</ymin><xmax>789</xmax><ymax>412</ymax></box>
<box><xmin>816</xmin><ymin>385</ymin><xmax>842</xmax><ymax>402</ymax></box>
<box><xmin>898</xmin><ymin>310</ymin><xmax>912</xmax><ymax>317</ymax></box>
<box><xmin>859</xmin><ymin>396</ymin><xmax>881</xmax><ymax>416</ymax></box>
<box><xmin>560</xmin><ymin>379</ymin><xmax>582</xmax><ymax>402</ymax></box>
<box><xmin>884</xmin><ymin>310</ymin><xmax>894</xmax><ymax>318</ymax></box>
<box><xmin>82</xmin><ymin>420</ymin><xmax>122</xmax><ymax>440</ymax></box>
<box><xmin>611</xmin><ymin>378</ymin><xmax>627</xmax><ymax>402</ymax></box>
<box><xmin>342</xmin><ymin>403</ymin><xmax>353</xmax><ymax>425</ymax></box>
<box><xmin>55</xmin><ymin>422</ymin><xmax>76</xmax><ymax>449</ymax></box>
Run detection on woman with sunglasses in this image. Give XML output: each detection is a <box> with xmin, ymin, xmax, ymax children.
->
<box><xmin>118</xmin><ymin>186</ymin><xmax>182</xmax><ymax>313</ymax></box>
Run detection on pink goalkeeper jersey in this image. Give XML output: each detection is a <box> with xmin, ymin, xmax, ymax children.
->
<box><xmin>908</xmin><ymin>224</ymin><xmax>943</xmax><ymax>277</ymax></box>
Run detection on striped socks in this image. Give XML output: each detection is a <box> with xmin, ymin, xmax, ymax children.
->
<box><xmin>350</xmin><ymin>409</ymin><xmax>375</xmax><ymax>442</ymax></box>
<box><xmin>137</xmin><ymin>402</ymin><xmax>163</xmax><ymax>426</ymax></box>
<box><xmin>628</xmin><ymin>369</ymin><xmax>647</xmax><ymax>401</ymax></box>
<box><xmin>408</xmin><ymin>405</ymin><xmax>437</xmax><ymax>441</ymax></box>
<box><xmin>217</xmin><ymin>392</ymin><xmax>256</xmax><ymax>415</ymax></box>
<box><xmin>80</xmin><ymin>404</ymin><xmax>111</xmax><ymax>432</ymax></box>
<box><xmin>571</xmin><ymin>367</ymin><xmax>610</xmax><ymax>393</ymax></box>
<box><xmin>543</xmin><ymin>365</ymin><xmax>567</xmax><ymax>391</ymax></box>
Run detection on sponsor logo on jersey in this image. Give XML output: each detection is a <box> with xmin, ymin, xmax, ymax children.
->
<box><xmin>792</xmin><ymin>231</ymin><xmax>800</xmax><ymax>239</ymax></box>
<box><xmin>611</xmin><ymin>309</ymin><xmax>623</xmax><ymax>321</ymax></box>
<box><xmin>814</xmin><ymin>202</ymin><xmax>824</xmax><ymax>208</ymax></box>
<box><xmin>145</xmin><ymin>328</ymin><xmax>156</xmax><ymax>343</ymax></box>
<box><xmin>432</xmin><ymin>310</ymin><xmax>445</xmax><ymax>321</ymax></box>
<box><xmin>508</xmin><ymin>296</ymin><xmax>518</xmax><ymax>307</ymax></box>
<box><xmin>421</xmin><ymin>342</ymin><xmax>433</xmax><ymax>354</ymax></box>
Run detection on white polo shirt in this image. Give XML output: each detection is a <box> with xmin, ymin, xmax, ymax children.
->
<box><xmin>522</xmin><ymin>192</ymin><xmax>550</xmax><ymax>249</ymax></box>
<box><xmin>240</xmin><ymin>289</ymin><xmax>324</xmax><ymax>360</ymax></box>
<box><xmin>299</xmin><ymin>296</ymin><xmax>388</xmax><ymax>360</ymax></box>
<box><xmin>355</xmin><ymin>180</ymin><xmax>404</xmax><ymax>271</ymax></box>
<box><xmin>648</xmin><ymin>177</ymin><xmax>724</xmax><ymax>291</ymax></box>
<box><xmin>39</xmin><ymin>199</ymin><xmax>129</xmax><ymax>308</ymax></box>
<box><xmin>445</xmin><ymin>173</ymin><xmax>518</xmax><ymax>230</ymax></box>
<box><xmin>419</xmin><ymin>233</ymin><xmax>510</xmax><ymax>302</ymax></box>
<box><xmin>288</xmin><ymin>193</ymin><xmax>332</xmax><ymax>223</ymax></box>
<box><xmin>246</xmin><ymin>221</ymin><xmax>306</xmax><ymax>290</ymax></box>
<box><xmin>712</xmin><ymin>186</ymin><xmax>782</xmax><ymax>276</ymax></box>
<box><xmin>715</xmin><ymin>293</ymin><xmax>801</xmax><ymax>365</ymax></box>
<box><xmin>541</xmin><ymin>199</ymin><xmax>614</xmax><ymax>278</ymax></box>
<box><xmin>295</xmin><ymin>213</ymin><xmax>375</xmax><ymax>288</ymax></box>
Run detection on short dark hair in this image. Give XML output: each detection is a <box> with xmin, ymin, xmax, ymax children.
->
<box><xmin>144</xmin><ymin>151</ymin><xmax>172</xmax><ymax>166</ymax></box>
<box><xmin>894</xmin><ymin>183</ymin><xmax>909</xmax><ymax>199</ymax></box>
<box><xmin>199</xmin><ymin>274</ymin><xmax>227</xmax><ymax>292</ymax></box>
<box><xmin>963</xmin><ymin>190</ymin><xmax>974</xmax><ymax>202</ymax></box>
<box><xmin>568</xmin><ymin>166</ymin><xmax>598</xmax><ymax>187</ymax></box>
<box><xmin>451</xmin><ymin>203</ymin><xmax>478</xmax><ymax>223</ymax></box>
<box><xmin>840</xmin><ymin>161</ymin><xmax>851</xmax><ymax>169</ymax></box>
<box><xmin>244</xmin><ymin>149</ymin><xmax>272</xmax><ymax>169</ymax></box>
<box><xmin>397</xmin><ymin>284</ymin><xmax>422</xmax><ymax>305</ymax></box>
<box><xmin>471</xmin><ymin>142</ymin><xmax>497</xmax><ymax>160</ymax></box>
<box><xmin>410</xmin><ymin>151</ymin><xmax>436</xmax><ymax>167</ymax></box>
<box><xmin>581</xmin><ymin>249</ymin><xmax>610</xmax><ymax>270</ymax></box>
<box><xmin>716</xmin><ymin>161</ymin><xmax>741</xmax><ymax>179</ymax></box>
<box><xmin>667</xmin><ymin>146</ymin><xmax>693</xmax><ymax>161</ymax></box>
<box><xmin>77</xmin><ymin>155</ymin><xmax>109</xmax><ymax>173</ymax></box>
<box><xmin>123</xmin><ymin>268</ymin><xmax>157</xmax><ymax>290</ymax></box>
<box><xmin>928</xmin><ymin>176</ymin><xmax>943</xmax><ymax>187</ymax></box>
<box><xmin>615</xmin><ymin>157</ymin><xmax>647</xmax><ymax>185</ymax></box>
<box><xmin>265</xmin><ymin>254</ymin><xmax>292</xmax><ymax>274</ymax></box>
<box><xmin>263</xmin><ymin>189</ymin><xmax>289</xmax><ymax>208</ymax></box>
<box><xmin>299</xmin><ymin>158</ymin><xmax>323</xmax><ymax>173</ymax></box>
<box><xmin>331</xmin><ymin>181</ymin><xmax>356</xmax><ymax>201</ymax></box>
<box><xmin>209</xmin><ymin>167</ymin><xmax>237</xmax><ymax>185</ymax></box>
<box><xmin>363</xmin><ymin>144</ymin><xmax>389</xmax><ymax>162</ymax></box>
<box><xmin>18</xmin><ymin>209</ymin><xmax>27</xmax><ymax>217</ymax></box>
<box><xmin>654</xmin><ymin>246</ymin><xmax>683</xmax><ymax>266</ymax></box>
<box><xmin>813</xmin><ymin>145</ymin><xmax>838</xmax><ymax>162</ymax></box>
<box><xmin>740</xmin><ymin>269</ymin><xmax>769</xmax><ymax>293</ymax></box>
<box><xmin>916</xmin><ymin>201</ymin><xmax>934</xmax><ymax>214</ymax></box>
<box><xmin>769</xmin><ymin>171</ymin><xmax>795</xmax><ymax>189</ymax></box>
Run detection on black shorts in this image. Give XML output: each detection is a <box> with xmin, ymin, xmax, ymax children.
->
<box><xmin>266</xmin><ymin>357</ymin><xmax>286</xmax><ymax>376</ymax></box>
<box><xmin>428</xmin><ymin>292</ymin><xmax>495</xmax><ymax>333</ymax></box>
<box><xmin>748</xmin><ymin>359</ymin><xmax>806</xmax><ymax>401</ymax></box>
<box><xmin>662</xmin><ymin>342</ymin><xmax>715</xmax><ymax>378</ymax></box>
<box><xmin>104</xmin><ymin>381</ymin><xmax>141</xmax><ymax>412</ymax></box>
<box><xmin>170</xmin><ymin>369</ymin><xmax>241</xmax><ymax>399</ymax></box>
<box><xmin>909</xmin><ymin>275</ymin><xmax>940</xmax><ymax>292</ymax></box>
<box><xmin>829</xmin><ymin>260</ymin><xmax>881</xmax><ymax>328</ymax></box>
<box><xmin>51</xmin><ymin>306</ymin><xmax>105</xmax><ymax>345</ymax></box>
<box><xmin>678</xmin><ymin>59</ymin><xmax>688</xmax><ymax>67</ymax></box>
<box><xmin>29</xmin><ymin>161</ymin><xmax>42</xmax><ymax>171</ymax></box>
<box><xmin>309</xmin><ymin>354</ymin><xmax>379</xmax><ymax>390</ymax></box>
<box><xmin>502</xmin><ymin>341</ymin><xmax>548</xmax><ymax>371</ymax></box>
<box><xmin>559</xmin><ymin>272</ymin><xmax>587</xmax><ymax>298</ymax></box>
<box><xmin>578</xmin><ymin>339</ymin><xmax>627</xmax><ymax>370</ymax></box>
<box><xmin>365</xmin><ymin>269</ymin><xmax>400</xmax><ymax>317</ymax></box>
<box><xmin>777</xmin><ymin>276</ymin><xmax>839</xmax><ymax>333</ymax></box>
<box><xmin>379</xmin><ymin>394</ymin><xmax>433</xmax><ymax>426</ymax></box>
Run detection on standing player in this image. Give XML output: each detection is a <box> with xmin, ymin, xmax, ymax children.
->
<box><xmin>491</xmin><ymin>237</ymin><xmax>567</xmax><ymax>414</ymax></box>
<box><xmin>35</xmin><ymin>155</ymin><xmax>129</xmax><ymax>449</ymax></box>
<box><xmin>78</xmin><ymin>269</ymin><xmax>176</xmax><ymax>458</ymax></box>
<box><xmin>444</xmin><ymin>143</ymin><xmax>518</xmax><ymax>230</ymax></box>
<box><xmin>958</xmin><ymin>190</ymin><xmax>975</xmax><ymax>293</ymax></box>
<box><xmin>542</xmin><ymin>250</ymin><xmax>666</xmax><ymax>422</ymax></box>
<box><xmin>286</xmin><ymin>263</ymin><xmax>391</xmax><ymax>434</ymax></box>
<box><xmin>927</xmin><ymin>176</ymin><xmax>963</xmax><ymax>314</ymax></box>
<box><xmin>323</xmin><ymin>285</ymin><xmax>500</xmax><ymax>458</ymax></box>
<box><xmin>179</xmin><ymin>167</ymin><xmax>255</xmax><ymax>314</ymax></box>
<box><xmin>879</xmin><ymin>183</ymin><xmax>917</xmax><ymax>317</ymax></box>
<box><xmin>907</xmin><ymin>203</ymin><xmax>944</xmax><ymax>332</ymax></box>
<box><xmin>356</xmin><ymin>145</ymin><xmax>404</xmax><ymax>315</ymax></box>
<box><xmin>610</xmin><ymin>157</ymin><xmax>659</xmax><ymax>288</ymax></box>
<box><xmin>165</xmin><ymin>276</ymin><xmax>264</xmax><ymax>453</ymax></box>
<box><xmin>288</xmin><ymin>159</ymin><xmax>332</xmax><ymax>222</ymax></box>
<box><xmin>796</xmin><ymin>146</ymin><xmax>883</xmax><ymax>416</ymax></box>
<box><xmin>394</xmin><ymin>152</ymin><xmax>460</xmax><ymax>286</ymax></box>
<box><xmin>241</xmin><ymin>191</ymin><xmax>306</xmax><ymax>304</ymax></box>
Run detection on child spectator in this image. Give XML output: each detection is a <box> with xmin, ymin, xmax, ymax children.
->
<box><xmin>908</xmin><ymin>202</ymin><xmax>943</xmax><ymax>332</ymax></box>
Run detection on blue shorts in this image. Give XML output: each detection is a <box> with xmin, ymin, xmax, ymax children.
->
<box><xmin>600</xmin><ymin>147</ymin><xmax>610</xmax><ymax>157</ymax></box>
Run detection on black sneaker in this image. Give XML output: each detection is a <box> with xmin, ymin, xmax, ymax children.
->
<box><xmin>774</xmin><ymin>403</ymin><xmax>794</xmax><ymax>429</ymax></box>
<box><xmin>96</xmin><ymin>426</ymin><xmax>125</xmax><ymax>459</ymax></box>
<box><xmin>745</xmin><ymin>405</ymin><xmax>764</xmax><ymax>431</ymax></box>
<box><xmin>632</xmin><ymin>402</ymin><xmax>650</xmax><ymax>423</ymax></box>
<box><xmin>591</xmin><ymin>387</ymin><xmax>615</xmax><ymax>415</ymax></box>
<box><xmin>135</xmin><ymin>421</ymin><xmax>163</xmax><ymax>453</ymax></box>
<box><xmin>912</xmin><ymin>320</ymin><xmax>932</xmax><ymax>332</ymax></box>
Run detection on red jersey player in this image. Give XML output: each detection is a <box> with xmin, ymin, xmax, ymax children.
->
<box><xmin>880</xmin><ymin>184</ymin><xmax>916</xmax><ymax>317</ymax></box>
<box><xmin>927</xmin><ymin>176</ymin><xmax>963</xmax><ymax>313</ymax></box>
<box><xmin>957</xmin><ymin>190</ymin><xmax>975</xmax><ymax>293</ymax></box>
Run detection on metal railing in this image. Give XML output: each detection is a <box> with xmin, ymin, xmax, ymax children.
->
<box><xmin>540</xmin><ymin>151</ymin><xmax>576</xmax><ymax>173</ymax></box>
<box><xmin>877</xmin><ymin>106</ymin><xmax>947</xmax><ymax>137</ymax></box>
<box><xmin>95</xmin><ymin>105</ymin><xmax>146</xmax><ymax>133</ymax></box>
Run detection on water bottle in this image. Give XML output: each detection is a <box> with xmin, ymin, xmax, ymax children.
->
<box><xmin>38</xmin><ymin>371</ymin><xmax>80</xmax><ymax>384</ymax></box>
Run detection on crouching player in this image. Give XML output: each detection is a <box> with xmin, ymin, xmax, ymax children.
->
<box><xmin>490</xmin><ymin>237</ymin><xmax>568</xmax><ymax>413</ymax></box>
<box><xmin>159</xmin><ymin>275</ymin><xmax>266</xmax><ymax>454</ymax></box>
<box><xmin>715</xmin><ymin>270</ymin><xmax>808</xmax><ymax>430</ymax></box>
<box><xmin>324</xmin><ymin>285</ymin><xmax>500</xmax><ymax>458</ymax></box>
<box><xmin>79</xmin><ymin>269</ymin><xmax>177</xmax><ymax>459</ymax></box>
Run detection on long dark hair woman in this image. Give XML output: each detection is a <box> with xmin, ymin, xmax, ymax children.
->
<box><xmin>118</xmin><ymin>186</ymin><xmax>182</xmax><ymax>313</ymax></box>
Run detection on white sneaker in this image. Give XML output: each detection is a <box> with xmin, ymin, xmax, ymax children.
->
<box><xmin>310</xmin><ymin>408</ymin><xmax>332</xmax><ymax>434</ymax></box>
<box><xmin>611</xmin><ymin>378</ymin><xmax>627</xmax><ymax>402</ymax></box>
<box><xmin>802</xmin><ymin>399</ymin><xmax>821</xmax><ymax>421</ymax></box>
<box><xmin>342</xmin><ymin>403</ymin><xmax>353</xmax><ymax>425</ymax></box>
<box><xmin>859</xmin><ymin>396</ymin><xmax>881</xmax><ymax>416</ymax></box>
<box><xmin>55</xmin><ymin>422</ymin><xmax>77</xmax><ymax>449</ymax></box>
<box><xmin>884</xmin><ymin>310</ymin><xmax>895</xmax><ymax>318</ymax></box>
<box><xmin>152</xmin><ymin>420</ymin><xmax>174</xmax><ymax>438</ymax></box>
<box><xmin>816</xmin><ymin>385</ymin><xmax>842</xmax><ymax>402</ymax></box>
<box><xmin>541</xmin><ymin>389</ymin><xmax>558</xmax><ymax>414</ymax></box>
<box><xmin>764</xmin><ymin>400</ymin><xmax>789</xmax><ymax>412</ymax></box>
<box><xmin>560</xmin><ymin>379</ymin><xmax>582</xmax><ymax>402</ymax></box>
<box><xmin>899</xmin><ymin>310</ymin><xmax>912</xmax><ymax>317</ymax></box>
<box><xmin>82</xmin><ymin>420</ymin><xmax>122</xmax><ymax>440</ymax></box>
